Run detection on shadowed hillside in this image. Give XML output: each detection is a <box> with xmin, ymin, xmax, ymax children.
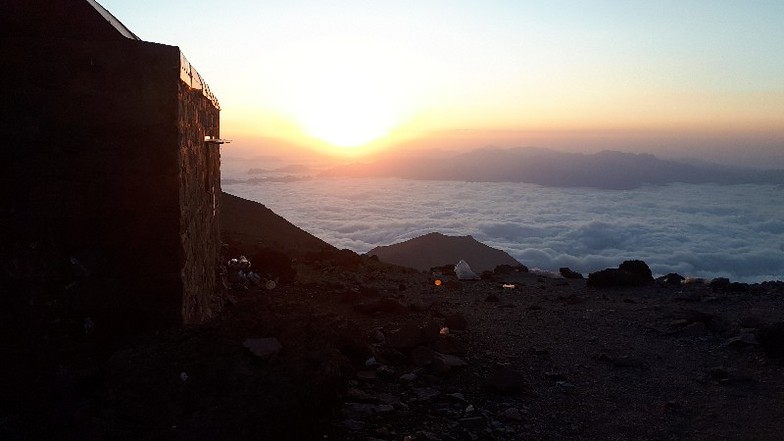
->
<box><xmin>221</xmin><ymin>192</ymin><xmax>336</xmax><ymax>257</ymax></box>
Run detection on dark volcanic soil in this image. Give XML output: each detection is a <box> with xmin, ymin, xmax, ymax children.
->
<box><xmin>2</xmin><ymin>194</ymin><xmax>784</xmax><ymax>440</ymax></box>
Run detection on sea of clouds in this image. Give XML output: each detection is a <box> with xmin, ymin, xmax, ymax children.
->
<box><xmin>223</xmin><ymin>177</ymin><xmax>784</xmax><ymax>283</ymax></box>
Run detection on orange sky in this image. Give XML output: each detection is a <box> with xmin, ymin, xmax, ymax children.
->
<box><xmin>102</xmin><ymin>0</ymin><xmax>784</xmax><ymax>167</ymax></box>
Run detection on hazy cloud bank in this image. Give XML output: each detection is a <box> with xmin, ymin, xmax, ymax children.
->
<box><xmin>320</xmin><ymin>148</ymin><xmax>784</xmax><ymax>190</ymax></box>
<box><xmin>224</xmin><ymin>178</ymin><xmax>784</xmax><ymax>283</ymax></box>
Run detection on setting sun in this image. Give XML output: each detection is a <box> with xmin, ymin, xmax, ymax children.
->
<box><xmin>279</xmin><ymin>43</ymin><xmax>415</xmax><ymax>151</ymax></box>
<box><xmin>295</xmin><ymin>70</ymin><xmax>398</xmax><ymax>149</ymax></box>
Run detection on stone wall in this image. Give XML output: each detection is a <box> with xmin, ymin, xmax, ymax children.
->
<box><xmin>178</xmin><ymin>82</ymin><xmax>222</xmax><ymax>324</ymax></box>
<box><xmin>0</xmin><ymin>36</ymin><xmax>222</xmax><ymax>327</ymax></box>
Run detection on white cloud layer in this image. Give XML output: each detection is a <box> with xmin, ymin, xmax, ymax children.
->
<box><xmin>224</xmin><ymin>177</ymin><xmax>784</xmax><ymax>283</ymax></box>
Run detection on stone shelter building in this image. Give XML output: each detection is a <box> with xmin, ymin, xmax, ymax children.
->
<box><xmin>1</xmin><ymin>0</ymin><xmax>224</xmax><ymax>325</ymax></box>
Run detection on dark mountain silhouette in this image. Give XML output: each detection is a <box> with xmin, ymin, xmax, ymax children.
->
<box><xmin>367</xmin><ymin>232</ymin><xmax>522</xmax><ymax>272</ymax></box>
<box><xmin>221</xmin><ymin>192</ymin><xmax>335</xmax><ymax>257</ymax></box>
<box><xmin>320</xmin><ymin>147</ymin><xmax>784</xmax><ymax>189</ymax></box>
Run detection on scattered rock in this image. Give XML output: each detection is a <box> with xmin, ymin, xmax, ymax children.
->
<box><xmin>494</xmin><ymin>264</ymin><xmax>529</xmax><ymax>274</ymax></box>
<box><xmin>559</xmin><ymin>267</ymin><xmax>583</xmax><ymax>279</ymax></box>
<box><xmin>342</xmin><ymin>402</ymin><xmax>377</xmax><ymax>419</ymax></box>
<box><xmin>657</xmin><ymin>273</ymin><xmax>685</xmax><ymax>286</ymax></box>
<box><xmin>708</xmin><ymin>278</ymin><xmax>752</xmax><ymax>294</ymax></box>
<box><xmin>413</xmin><ymin>387</ymin><xmax>441</xmax><ymax>402</ymax></box>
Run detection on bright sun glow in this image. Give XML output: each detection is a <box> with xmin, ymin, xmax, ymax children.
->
<box><xmin>280</xmin><ymin>42</ymin><xmax>415</xmax><ymax>151</ymax></box>
<box><xmin>297</xmin><ymin>69</ymin><xmax>398</xmax><ymax>148</ymax></box>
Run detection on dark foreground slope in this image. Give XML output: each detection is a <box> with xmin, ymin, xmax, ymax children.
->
<box><xmin>221</xmin><ymin>191</ymin><xmax>335</xmax><ymax>256</ymax></box>
<box><xmin>3</xmin><ymin>193</ymin><xmax>784</xmax><ymax>441</ymax></box>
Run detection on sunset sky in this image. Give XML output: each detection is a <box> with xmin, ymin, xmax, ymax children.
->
<box><xmin>100</xmin><ymin>0</ymin><xmax>784</xmax><ymax>167</ymax></box>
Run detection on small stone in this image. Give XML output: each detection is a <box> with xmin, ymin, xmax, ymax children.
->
<box><xmin>447</xmin><ymin>392</ymin><xmax>466</xmax><ymax>402</ymax></box>
<box><xmin>340</xmin><ymin>419</ymin><xmax>366</xmax><ymax>431</ymax></box>
<box><xmin>83</xmin><ymin>317</ymin><xmax>94</xmax><ymax>334</ymax></box>
<box><xmin>346</xmin><ymin>387</ymin><xmax>374</xmax><ymax>402</ymax></box>
<box><xmin>356</xmin><ymin>370</ymin><xmax>377</xmax><ymax>381</ymax></box>
<box><xmin>611</xmin><ymin>356</ymin><xmax>646</xmax><ymax>369</ymax></box>
<box><xmin>725</xmin><ymin>333</ymin><xmax>759</xmax><ymax>349</ymax></box>
<box><xmin>556</xmin><ymin>381</ymin><xmax>575</xmax><ymax>389</ymax></box>
<box><xmin>377</xmin><ymin>365</ymin><xmax>395</xmax><ymax>377</ymax></box>
<box><xmin>243</xmin><ymin>337</ymin><xmax>282</xmax><ymax>360</ymax></box>
<box><xmin>501</xmin><ymin>408</ymin><xmax>523</xmax><ymax>422</ymax></box>
<box><xmin>376</xmin><ymin>404</ymin><xmax>395</xmax><ymax>413</ymax></box>
<box><xmin>377</xmin><ymin>393</ymin><xmax>403</xmax><ymax>406</ymax></box>
<box><xmin>399</xmin><ymin>373</ymin><xmax>418</xmax><ymax>382</ymax></box>
<box><xmin>678</xmin><ymin>321</ymin><xmax>709</xmax><ymax>337</ymax></box>
<box><xmin>459</xmin><ymin>416</ymin><xmax>486</xmax><ymax>429</ymax></box>
<box><xmin>342</xmin><ymin>402</ymin><xmax>376</xmax><ymax>419</ymax></box>
<box><xmin>413</xmin><ymin>387</ymin><xmax>441</xmax><ymax>402</ymax></box>
<box><xmin>544</xmin><ymin>371</ymin><xmax>566</xmax><ymax>381</ymax></box>
<box><xmin>432</xmin><ymin>353</ymin><xmax>468</xmax><ymax>373</ymax></box>
<box><xmin>412</xmin><ymin>431</ymin><xmax>442</xmax><ymax>441</ymax></box>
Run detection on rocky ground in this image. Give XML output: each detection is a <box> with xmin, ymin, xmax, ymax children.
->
<box><xmin>288</xmin><ymin>258</ymin><xmax>784</xmax><ymax>441</ymax></box>
<box><xmin>3</xmin><ymin>194</ymin><xmax>784</xmax><ymax>440</ymax></box>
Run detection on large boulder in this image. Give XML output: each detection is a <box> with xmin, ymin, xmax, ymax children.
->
<box><xmin>587</xmin><ymin>260</ymin><xmax>653</xmax><ymax>288</ymax></box>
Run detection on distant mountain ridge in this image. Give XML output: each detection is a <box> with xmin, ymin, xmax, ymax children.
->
<box><xmin>367</xmin><ymin>232</ymin><xmax>522</xmax><ymax>272</ymax></box>
<box><xmin>320</xmin><ymin>147</ymin><xmax>784</xmax><ymax>190</ymax></box>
